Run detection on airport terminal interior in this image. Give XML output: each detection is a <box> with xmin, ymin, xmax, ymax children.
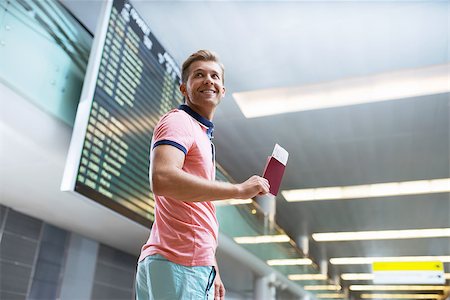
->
<box><xmin>0</xmin><ymin>0</ymin><xmax>449</xmax><ymax>299</ymax></box>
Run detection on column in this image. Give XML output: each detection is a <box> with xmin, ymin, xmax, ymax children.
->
<box><xmin>254</xmin><ymin>273</ymin><xmax>276</xmax><ymax>300</ymax></box>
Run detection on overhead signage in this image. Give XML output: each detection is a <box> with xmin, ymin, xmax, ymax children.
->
<box><xmin>372</xmin><ymin>261</ymin><xmax>445</xmax><ymax>284</ymax></box>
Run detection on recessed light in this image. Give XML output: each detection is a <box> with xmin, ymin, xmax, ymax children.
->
<box><xmin>304</xmin><ymin>285</ymin><xmax>342</xmax><ymax>291</ymax></box>
<box><xmin>234</xmin><ymin>235</ymin><xmax>290</xmax><ymax>244</ymax></box>
<box><xmin>316</xmin><ymin>294</ymin><xmax>345</xmax><ymax>299</ymax></box>
<box><xmin>341</xmin><ymin>273</ymin><xmax>374</xmax><ymax>280</ymax></box>
<box><xmin>234</xmin><ymin>64</ymin><xmax>450</xmax><ymax>118</ymax></box>
<box><xmin>288</xmin><ymin>274</ymin><xmax>328</xmax><ymax>280</ymax></box>
<box><xmin>267</xmin><ymin>258</ymin><xmax>313</xmax><ymax>266</ymax></box>
<box><xmin>313</xmin><ymin>228</ymin><xmax>450</xmax><ymax>242</ymax></box>
<box><xmin>282</xmin><ymin>178</ymin><xmax>450</xmax><ymax>202</ymax></box>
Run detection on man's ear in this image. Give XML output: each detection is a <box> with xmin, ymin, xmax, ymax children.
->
<box><xmin>221</xmin><ymin>87</ymin><xmax>226</xmax><ymax>98</ymax></box>
<box><xmin>180</xmin><ymin>83</ymin><xmax>187</xmax><ymax>96</ymax></box>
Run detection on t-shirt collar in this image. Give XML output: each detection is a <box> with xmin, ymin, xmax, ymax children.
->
<box><xmin>178</xmin><ymin>104</ymin><xmax>214</xmax><ymax>139</ymax></box>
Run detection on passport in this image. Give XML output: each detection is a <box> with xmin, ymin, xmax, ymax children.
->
<box><xmin>262</xmin><ymin>144</ymin><xmax>289</xmax><ymax>196</ymax></box>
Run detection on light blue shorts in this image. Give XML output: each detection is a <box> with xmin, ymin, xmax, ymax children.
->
<box><xmin>135</xmin><ymin>254</ymin><xmax>216</xmax><ymax>300</ymax></box>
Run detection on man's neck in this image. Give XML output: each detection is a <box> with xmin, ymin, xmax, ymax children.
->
<box><xmin>186</xmin><ymin>103</ymin><xmax>215</xmax><ymax>121</ymax></box>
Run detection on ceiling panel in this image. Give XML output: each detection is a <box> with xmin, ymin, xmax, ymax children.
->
<box><xmin>60</xmin><ymin>0</ymin><xmax>450</xmax><ymax>297</ymax></box>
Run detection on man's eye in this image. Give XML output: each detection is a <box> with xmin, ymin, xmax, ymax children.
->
<box><xmin>195</xmin><ymin>73</ymin><xmax>203</xmax><ymax>77</ymax></box>
<box><xmin>212</xmin><ymin>74</ymin><xmax>220</xmax><ymax>79</ymax></box>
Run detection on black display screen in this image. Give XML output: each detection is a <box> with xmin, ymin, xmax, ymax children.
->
<box><xmin>62</xmin><ymin>0</ymin><xmax>182</xmax><ymax>226</ymax></box>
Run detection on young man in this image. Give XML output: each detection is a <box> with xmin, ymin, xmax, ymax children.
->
<box><xmin>136</xmin><ymin>50</ymin><xmax>270</xmax><ymax>300</ymax></box>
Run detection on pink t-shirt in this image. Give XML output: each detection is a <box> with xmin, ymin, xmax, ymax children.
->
<box><xmin>139</xmin><ymin>105</ymin><xmax>219</xmax><ymax>266</ymax></box>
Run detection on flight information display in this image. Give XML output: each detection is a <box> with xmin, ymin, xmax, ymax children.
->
<box><xmin>62</xmin><ymin>0</ymin><xmax>183</xmax><ymax>226</ymax></box>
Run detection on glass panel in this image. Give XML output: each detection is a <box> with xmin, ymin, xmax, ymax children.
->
<box><xmin>0</xmin><ymin>0</ymin><xmax>92</xmax><ymax>125</ymax></box>
<box><xmin>216</xmin><ymin>168</ymin><xmax>324</xmax><ymax>289</ymax></box>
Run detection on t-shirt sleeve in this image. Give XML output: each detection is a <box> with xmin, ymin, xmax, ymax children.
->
<box><xmin>152</xmin><ymin>111</ymin><xmax>194</xmax><ymax>155</ymax></box>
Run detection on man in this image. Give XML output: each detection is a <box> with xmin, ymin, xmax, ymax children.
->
<box><xmin>136</xmin><ymin>50</ymin><xmax>270</xmax><ymax>300</ymax></box>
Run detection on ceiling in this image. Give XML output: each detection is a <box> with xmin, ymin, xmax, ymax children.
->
<box><xmin>125</xmin><ymin>0</ymin><xmax>449</xmax><ymax>286</ymax></box>
<box><xmin>21</xmin><ymin>0</ymin><xmax>450</xmax><ymax>298</ymax></box>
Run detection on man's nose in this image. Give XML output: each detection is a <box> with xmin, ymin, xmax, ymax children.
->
<box><xmin>203</xmin><ymin>75</ymin><xmax>214</xmax><ymax>84</ymax></box>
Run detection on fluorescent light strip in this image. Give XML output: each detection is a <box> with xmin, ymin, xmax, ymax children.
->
<box><xmin>330</xmin><ymin>256</ymin><xmax>450</xmax><ymax>265</ymax></box>
<box><xmin>234</xmin><ymin>234</ymin><xmax>290</xmax><ymax>244</ymax></box>
<box><xmin>282</xmin><ymin>178</ymin><xmax>450</xmax><ymax>202</ymax></box>
<box><xmin>304</xmin><ymin>285</ymin><xmax>342</xmax><ymax>291</ymax></box>
<box><xmin>341</xmin><ymin>273</ymin><xmax>374</xmax><ymax>280</ymax></box>
<box><xmin>267</xmin><ymin>258</ymin><xmax>313</xmax><ymax>266</ymax></box>
<box><xmin>350</xmin><ymin>285</ymin><xmax>450</xmax><ymax>291</ymax></box>
<box><xmin>214</xmin><ymin>199</ymin><xmax>253</xmax><ymax>206</ymax></box>
<box><xmin>288</xmin><ymin>274</ymin><xmax>328</xmax><ymax>281</ymax></box>
<box><xmin>234</xmin><ymin>63</ymin><xmax>450</xmax><ymax>118</ymax></box>
<box><xmin>316</xmin><ymin>294</ymin><xmax>345</xmax><ymax>299</ymax></box>
<box><xmin>360</xmin><ymin>294</ymin><xmax>442</xmax><ymax>299</ymax></box>
<box><xmin>312</xmin><ymin>228</ymin><xmax>450</xmax><ymax>242</ymax></box>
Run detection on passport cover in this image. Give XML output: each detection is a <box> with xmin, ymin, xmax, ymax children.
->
<box><xmin>262</xmin><ymin>144</ymin><xmax>288</xmax><ymax>196</ymax></box>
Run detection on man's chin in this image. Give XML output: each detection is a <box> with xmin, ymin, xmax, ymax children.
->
<box><xmin>200</xmin><ymin>97</ymin><xmax>221</xmax><ymax>107</ymax></box>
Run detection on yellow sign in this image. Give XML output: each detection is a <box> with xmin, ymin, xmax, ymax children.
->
<box><xmin>372</xmin><ymin>261</ymin><xmax>445</xmax><ymax>284</ymax></box>
<box><xmin>373</xmin><ymin>261</ymin><xmax>443</xmax><ymax>272</ymax></box>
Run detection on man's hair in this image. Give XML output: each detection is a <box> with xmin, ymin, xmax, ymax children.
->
<box><xmin>181</xmin><ymin>50</ymin><xmax>224</xmax><ymax>84</ymax></box>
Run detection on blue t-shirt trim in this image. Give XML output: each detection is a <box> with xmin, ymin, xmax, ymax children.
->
<box><xmin>178</xmin><ymin>104</ymin><xmax>214</xmax><ymax>139</ymax></box>
<box><xmin>153</xmin><ymin>140</ymin><xmax>187</xmax><ymax>155</ymax></box>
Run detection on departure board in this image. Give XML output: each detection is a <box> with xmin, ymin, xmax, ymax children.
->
<box><xmin>62</xmin><ymin>0</ymin><xmax>182</xmax><ymax>226</ymax></box>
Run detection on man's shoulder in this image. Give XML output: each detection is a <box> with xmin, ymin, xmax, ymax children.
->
<box><xmin>163</xmin><ymin>108</ymin><xmax>191</xmax><ymax>119</ymax></box>
<box><xmin>155</xmin><ymin>108</ymin><xmax>195</xmax><ymax>134</ymax></box>
<box><xmin>159</xmin><ymin>108</ymin><xmax>191</xmax><ymax>124</ymax></box>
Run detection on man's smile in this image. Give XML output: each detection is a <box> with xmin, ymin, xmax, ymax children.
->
<box><xmin>199</xmin><ymin>88</ymin><xmax>217</xmax><ymax>94</ymax></box>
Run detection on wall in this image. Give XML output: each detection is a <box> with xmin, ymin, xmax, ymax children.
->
<box><xmin>0</xmin><ymin>204</ymin><xmax>137</xmax><ymax>300</ymax></box>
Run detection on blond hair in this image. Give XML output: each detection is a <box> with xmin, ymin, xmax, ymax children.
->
<box><xmin>181</xmin><ymin>50</ymin><xmax>224</xmax><ymax>83</ymax></box>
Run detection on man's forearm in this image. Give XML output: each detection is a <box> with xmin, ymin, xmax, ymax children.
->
<box><xmin>151</xmin><ymin>166</ymin><xmax>240</xmax><ymax>202</ymax></box>
<box><xmin>150</xmin><ymin>145</ymin><xmax>269</xmax><ymax>202</ymax></box>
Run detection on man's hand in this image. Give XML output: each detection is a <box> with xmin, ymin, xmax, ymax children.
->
<box><xmin>214</xmin><ymin>272</ymin><xmax>225</xmax><ymax>300</ymax></box>
<box><xmin>235</xmin><ymin>175</ymin><xmax>270</xmax><ymax>199</ymax></box>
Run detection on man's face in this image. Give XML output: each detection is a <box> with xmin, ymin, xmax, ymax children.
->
<box><xmin>180</xmin><ymin>60</ymin><xmax>226</xmax><ymax>111</ymax></box>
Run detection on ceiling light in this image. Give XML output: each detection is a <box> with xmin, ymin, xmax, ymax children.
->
<box><xmin>316</xmin><ymin>294</ymin><xmax>345</xmax><ymax>299</ymax></box>
<box><xmin>234</xmin><ymin>234</ymin><xmax>290</xmax><ymax>244</ymax></box>
<box><xmin>304</xmin><ymin>285</ymin><xmax>341</xmax><ymax>291</ymax></box>
<box><xmin>312</xmin><ymin>228</ymin><xmax>450</xmax><ymax>242</ymax></box>
<box><xmin>360</xmin><ymin>294</ymin><xmax>442</xmax><ymax>299</ymax></box>
<box><xmin>214</xmin><ymin>199</ymin><xmax>253</xmax><ymax>206</ymax></box>
<box><xmin>282</xmin><ymin>178</ymin><xmax>450</xmax><ymax>202</ymax></box>
<box><xmin>234</xmin><ymin>63</ymin><xmax>450</xmax><ymax>118</ymax></box>
<box><xmin>341</xmin><ymin>273</ymin><xmax>374</xmax><ymax>280</ymax></box>
<box><xmin>350</xmin><ymin>285</ymin><xmax>450</xmax><ymax>291</ymax></box>
<box><xmin>267</xmin><ymin>258</ymin><xmax>313</xmax><ymax>266</ymax></box>
<box><xmin>330</xmin><ymin>256</ymin><xmax>450</xmax><ymax>265</ymax></box>
<box><xmin>288</xmin><ymin>274</ymin><xmax>328</xmax><ymax>280</ymax></box>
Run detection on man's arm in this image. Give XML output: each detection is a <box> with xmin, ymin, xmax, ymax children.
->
<box><xmin>213</xmin><ymin>258</ymin><xmax>225</xmax><ymax>300</ymax></box>
<box><xmin>151</xmin><ymin>145</ymin><xmax>269</xmax><ymax>202</ymax></box>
